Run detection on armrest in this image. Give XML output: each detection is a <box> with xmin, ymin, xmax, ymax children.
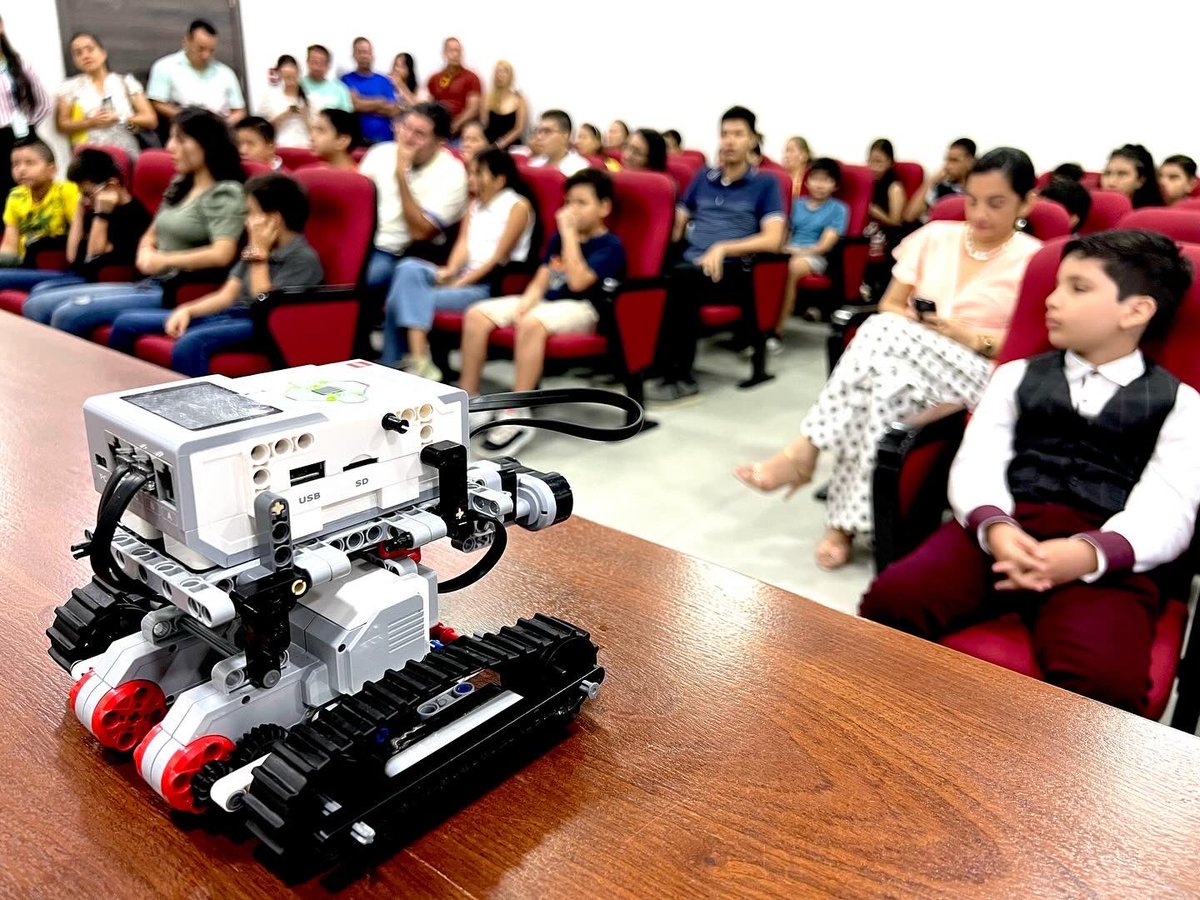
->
<box><xmin>826</xmin><ymin>304</ymin><xmax>878</xmax><ymax>374</ymax></box>
<box><xmin>249</xmin><ymin>284</ymin><xmax>363</xmax><ymax>367</ymax></box>
<box><xmin>249</xmin><ymin>283</ymin><xmax>359</xmax><ymax>312</ymax></box>
<box><xmin>593</xmin><ymin>276</ymin><xmax>669</xmax><ymax>374</ymax></box>
<box><xmin>871</xmin><ymin>403</ymin><xmax>968</xmax><ymax>573</ymax></box>
<box><xmin>159</xmin><ymin>266</ymin><xmax>231</xmax><ymax>307</ymax></box>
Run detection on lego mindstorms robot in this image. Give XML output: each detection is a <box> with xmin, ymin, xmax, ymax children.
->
<box><xmin>48</xmin><ymin>360</ymin><xmax>640</xmax><ymax>869</ymax></box>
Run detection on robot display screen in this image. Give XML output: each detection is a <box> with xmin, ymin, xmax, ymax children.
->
<box><xmin>123</xmin><ymin>383</ymin><xmax>282</xmax><ymax>431</ymax></box>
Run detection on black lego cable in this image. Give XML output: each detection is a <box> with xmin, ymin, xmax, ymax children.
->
<box><xmin>89</xmin><ymin>467</ymin><xmax>151</xmax><ymax>591</ymax></box>
<box><xmin>468</xmin><ymin>388</ymin><xmax>643</xmax><ymax>441</ymax></box>
<box><xmin>438</xmin><ymin>516</ymin><xmax>507</xmax><ymax>594</ymax></box>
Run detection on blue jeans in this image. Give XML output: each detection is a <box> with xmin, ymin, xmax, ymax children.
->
<box><xmin>47</xmin><ymin>281</ymin><xmax>163</xmax><ymax>335</ymax></box>
<box><xmin>108</xmin><ymin>307</ymin><xmax>255</xmax><ymax>376</ymax></box>
<box><xmin>0</xmin><ymin>268</ymin><xmax>84</xmax><ymax>292</ymax></box>
<box><xmin>19</xmin><ymin>276</ymin><xmax>94</xmax><ymax>322</ymax></box>
<box><xmin>382</xmin><ymin>258</ymin><xmax>491</xmax><ymax>363</ymax></box>
<box><xmin>366</xmin><ymin>248</ymin><xmax>401</xmax><ymax>294</ymax></box>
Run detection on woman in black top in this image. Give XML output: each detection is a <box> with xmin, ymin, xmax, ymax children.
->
<box><xmin>482</xmin><ymin>60</ymin><xmax>526</xmax><ymax>149</ymax></box>
<box><xmin>868</xmin><ymin>138</ymin><xmax>906</xmax><ymax>229</ymax></box>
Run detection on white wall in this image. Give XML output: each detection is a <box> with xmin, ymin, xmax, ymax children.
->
<box><xmin>237</xmin><ymin>0</ymin><xmax>1196</xmax><ymax>176</ymax></box>
<box><xmin>10</xmin><ymin>0</ymin><xmax>1198</xmax><ymax>176</ymax></box>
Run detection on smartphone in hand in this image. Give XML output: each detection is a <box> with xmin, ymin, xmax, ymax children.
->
<box><xmin>913</xmin><ymin>297</ymin><xmax>937</xmax><ymax>320</ymax></box>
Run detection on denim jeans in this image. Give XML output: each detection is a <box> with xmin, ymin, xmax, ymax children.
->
<box><xmin>108</xmin><ymin>307</ymin><xmax>255</xmax><ymax>376</ymax></box>
<box><xmin>381</xmin><ymin>258</ymin><xmax>491</xmax><ymax>363</ymax></box>
<box><xmin>46</xmin><ymin>281</ymin><xmax>163</xmax><ymax>335</ymax></box>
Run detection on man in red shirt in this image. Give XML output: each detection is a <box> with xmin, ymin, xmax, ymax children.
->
<box><xmin>426</xmin><ymin>37</ymin><xmax>482</xmax><ymax>139</ymax></box>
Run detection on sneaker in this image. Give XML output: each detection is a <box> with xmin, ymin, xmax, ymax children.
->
<box><xmin>645</xmin><ymin>379</ymin><xmax>700</xmax><ymax>404</ymax></box>
<box><xmin>397</xmin><ymin>354</ymin><xmax>443</xmax><ymax>382</ymax></box>
<box><xmin>481</xmin><ymin>409</ymin><xmax>534</xmax><ymax>454</ymax></box>
<box><xmin>740</xmin><ymin>337</ymin><xmax>783</xmax><ymax>358</ymax></box>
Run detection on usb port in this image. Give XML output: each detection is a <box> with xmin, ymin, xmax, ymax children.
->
<box><xmin>289</xmin><ymin>461</ymin><xmax>326</xmax><ymax>486</ymax></box>
<box><xmin>344</xmin><ymin>457</ymin><xmax>377</xmax><ymax>472</ymax></box>
<box><xmin>153</xmin><ymin>461</ymin><xmax>175</xmax><ymax>506</ymax></box>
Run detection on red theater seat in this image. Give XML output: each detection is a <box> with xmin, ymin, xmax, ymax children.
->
<box><xmin>1118</xmin><ymin>207</ymin><xmax>1200</xmax><ymax>244</ymax></box>
<box><xmin>1080</xmin><ymin>190</ymin><xmax>1132</xmax><ymax>235</ymax></box>
<box><xmin>276</xmin><ymin>147</ymin><xmax>322</xmax><ymax>171</ymax></box>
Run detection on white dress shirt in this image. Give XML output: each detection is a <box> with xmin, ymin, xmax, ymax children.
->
<box><xmin>949</xmin><ymin>349</ymin><xmax>1200</xmax><ymax>577</ymax></box>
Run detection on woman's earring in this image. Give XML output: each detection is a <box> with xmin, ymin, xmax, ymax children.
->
<box><xmin>1015</xmin><ymin>217</ymin><xmax>1028</xmax><ymax>231</ymax></box>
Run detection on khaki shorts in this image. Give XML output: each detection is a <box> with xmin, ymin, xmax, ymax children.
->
<box><xmin>472</xmin><ymin>295</ymin><xmax>599</xmax><ymax>334</ymax></box>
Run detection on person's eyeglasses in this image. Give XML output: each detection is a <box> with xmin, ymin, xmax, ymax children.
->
<box><xmin>533</xmin><ymin>126</ymin><xmax>560</xmax><ymax>136</ymax></box>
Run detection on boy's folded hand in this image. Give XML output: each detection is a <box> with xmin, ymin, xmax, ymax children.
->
<box><xmin>1036</xmin><ymin>538</ymin><xmax>1099</xmax><ymax>588</ymax></box>
<box><xmin>988</xmin><ymin>522</ymin><xmax>1051</xmax><ymax>592</ymax></box>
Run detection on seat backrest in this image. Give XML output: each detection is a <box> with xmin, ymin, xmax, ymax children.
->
<box><xmin>604</xmin><ymin>148</ymin><xmax>624</xmax><ymax>165</ymax></box>
<box><xmin>666</xmin><ymin>156</ymin><xmax>696</xmax><ymax>194</ymax></box>
<box><xmin>1081</xmin><ymin>189</ymin><xmax>1132</xmax><ymax>235</ymax></box>
<box><xmin>893</xmin><ymin>162</ymin><xmax>925</xmax><ymax>200</ymax></box>
<box><xmin>762</xmin><ymin>166</ymin><xmax>792</xmax><ymax>218</ymax></box>
<box><xmin>242</xmin><ymin>160</ymin><xmax>271</xmax><ymax>178</ymax></box>
<box><xmin>76</xmin><ymin>144</ymin><xmax>132</xmax><ymax>185</ymax></box>
<box><xmin>518</xmin><ymin>165</ymin><xmax>566</xmax><ymax>258</ymax></box>
<box><xmin>608</xmin><ymin>171</ymin><xmax>675</xmax><ymax>278</ymax></box>
<box><xmin>999</xmin><ymin>238</ymin><xmax>1200</xmax><ymax>385</ymax></box>
<box><xmin>1081</xmin><ymin>171</ymin><xmax>1102</xmax><ymax>189</ymax></box>
<box><xmin>928</xmin><ymin>194</ymin><xmax>1072</xmax><ymax>240</ymax></box>
<box><xmin>131</xmin><ymin>149</ymin><xmax>178</xmax><ymax>216</ymax></box>
<box><xmin>292</xmin><ymin>167</ymin><xmax>376</xmax><ymax>285</ymax></box>
<box><xmin>1118</xmin><ymin>208</ymin><xmax>1200</xmax><ymax>245</ymax></box>
<box><xmin>277</xmin><ymin>147</ymin><xmax>322</xmax><ymax>171</ymax></box>
<box><xmin>676</xmin><ymin>149</ymin><xmax>707</xmax><ymax>169</ymax></box>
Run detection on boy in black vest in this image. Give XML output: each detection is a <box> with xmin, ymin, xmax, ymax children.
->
<box><xmin>861</xmin><ymin>229</ymin><xmax>1200</xmax><ymax>712</ymax></box>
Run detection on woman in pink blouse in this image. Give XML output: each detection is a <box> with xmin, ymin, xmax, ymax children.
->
<box><xmin>736</xmin><ymin>148</ymin><xmax>1041</xmax><ymax>570</ymax></box>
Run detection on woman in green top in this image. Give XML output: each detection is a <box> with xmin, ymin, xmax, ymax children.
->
<box><xmin>44</xmin><ymin>106</ymin><xmax>246</xmax><ymax>335</ymax></box>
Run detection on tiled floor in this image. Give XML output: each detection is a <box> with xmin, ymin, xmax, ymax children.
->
<box><xmin>463</xmin><ymin>320</ymin><xmax>874</xmax><ymax>616</ymax></box>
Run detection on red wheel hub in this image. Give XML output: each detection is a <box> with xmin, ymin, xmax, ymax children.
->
<box><xmin>160</xmin><ymin>735</ymin><xmax>235</xmax><ymax>813</ymax></box>
<box><xmin>90</xmin><ymin>680</ymin><xmax>167</xmax><ymax>752</ymax></box>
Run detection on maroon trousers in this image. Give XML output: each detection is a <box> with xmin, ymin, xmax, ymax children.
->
<box><xmin>860</xmin><ymin>503</ymin><xmax>1162</xmax><ymax>712</ymax></box>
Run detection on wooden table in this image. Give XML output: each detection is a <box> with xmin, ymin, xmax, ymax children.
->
<box><xmin>2</xmin><ymin>314</ymin><xmax>1199</xmax><ymax>899</ymax></box>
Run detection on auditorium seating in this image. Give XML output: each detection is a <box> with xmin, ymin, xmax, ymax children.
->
<box><xmin>871</xmin><ymin>238</ymin><xmax>1200</xmax><ymax>730</ymax></box>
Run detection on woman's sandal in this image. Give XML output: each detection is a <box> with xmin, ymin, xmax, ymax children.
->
<box><xmin>815</xmin><ymin>529</ymin><xmax>854</xmax><ymax>571</ymax></box>
<box><xmin>733</xmin><ymin>447</ymin><xmax>814</xmax><ymax>501</ymax></box>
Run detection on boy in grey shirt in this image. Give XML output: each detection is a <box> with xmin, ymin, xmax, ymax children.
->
<box><xmin>108</xmin><ymin>173</ymin><xmax>323</xmax><ymax>375</ymax></box>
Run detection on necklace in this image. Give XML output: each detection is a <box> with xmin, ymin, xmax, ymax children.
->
<box><xmin>964</xmin><ymin>228</ymin><xmax>1015</xmax><ymax>261</ymax></box>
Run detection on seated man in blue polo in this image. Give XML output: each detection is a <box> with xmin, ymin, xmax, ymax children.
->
<box><xmin>341</xmin><ymin>37</ymin><xmax>398</xmax><ymax>146</ymax></box>
<box><xmin>650</xmin><ymin>105</ymin><xmax>785</xmax><ymax>402</ymax></box>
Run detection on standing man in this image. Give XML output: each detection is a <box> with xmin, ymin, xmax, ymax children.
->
<box><xmin>301</xmin><ymin>44</ymin><xmax>352</xmax><ymax>114</ymax></box>
<box><xmin>426</xmin><ymin>37</ymin><xmax>481</xmax><ymax>139</ymax></box>
<box><xmin>147</xmin><ymin>19</ymin><xmax>246</xmax><ymax>124</ymax></box>
<box><xmin>341</xmin><ymin>37</ymin><xmax>398</xmax><ymax>146</ymax></box>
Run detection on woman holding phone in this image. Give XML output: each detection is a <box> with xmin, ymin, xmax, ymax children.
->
<box><xmin>734</xmin><ymin>148</ymin><xmax>1042</xmax><ymax>570</ymax></box>
<box><xmin>56</xmin><ymin>31</ymin><xmax>157</xmax><ymax>158</ymax></box>
<box><xmin>256</xmin><ymin>55</ymin><xmax>312</xmax><ymax>148</ymax></box>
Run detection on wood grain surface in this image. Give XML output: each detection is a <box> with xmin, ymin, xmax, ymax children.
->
<box><xmin>2</xmin><ymin>315</ymin><xmax>1199</xmax><ymax>899</ymax></box>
